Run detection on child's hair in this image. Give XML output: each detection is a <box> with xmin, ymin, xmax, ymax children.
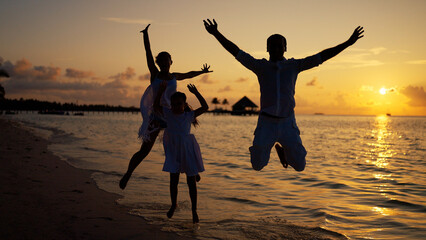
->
<box><xmin>171</xmin><ymin>92</ymin><xmax>199</xmax><ymax>127</ymax></box>
<box><xmin>155</xmin><ymin>51</ymin><xmax>172</xmax><ymax>64</ymax></box>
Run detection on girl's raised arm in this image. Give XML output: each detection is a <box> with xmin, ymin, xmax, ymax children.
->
<box><xmin>174</xmin><ymin>64</ymin><xmax>212</xmax><ymax>81</ymax></box>
<box><xmin>140</xmin><ymin>24</ymin><xmax>158</xmax><ymax>82</ymax></box>
<box><xmin>187</xmin><ymin>84</ymin><xmax>208</xmax><ymax>118</ymax></box>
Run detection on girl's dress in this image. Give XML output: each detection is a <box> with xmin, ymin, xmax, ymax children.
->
<box><xmin>138</xmin><ymin>76</ymin><xmax>177</xmax><ymax>141</ymax></box>
<box><xmin>162</xmin><ymin>108</ymin><xmax>204</xmax><ymax>176</ymax></box>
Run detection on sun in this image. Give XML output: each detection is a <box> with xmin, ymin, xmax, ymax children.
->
<box><xmin>379</xmin><ymin>88</ymin><xmax>387</xmax><ymax>95</ymax></box>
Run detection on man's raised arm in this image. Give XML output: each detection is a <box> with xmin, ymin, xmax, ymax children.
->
<box><xmin>203</xmin><ymin>19</ymin><xmax>240</xmax><ymax>57</ymax></box>
<box><xmin>319</xmin><ymin>26</ymin><xmax>364</xmax><ymax>63</ymax></box>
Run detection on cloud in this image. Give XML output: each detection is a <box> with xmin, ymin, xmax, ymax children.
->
<box><xmin>65</xmin><ymin>68</ymin><xmax>94</xmax><ymax>78</ymax></box>
<box><xmin>109</xmin><ymin>67</ymin><xmax>135</xmax><ymax>81</ymax></box>
<box><xmin>101</xmin><ymin>17</ymin><xmax>151</xmax><ymax>25</ymax></box>
<box><xmin>400</xmin><ymin>85</ymin><xmax>426</xmax><ymax>107</ymax></box>
<box><xmin>328</xmin><ymin>47</ymin><xmax>386</xmax><ymax>68</ymax></box>
<box><xmin>335</xmin><ymin>93</ymin><xmax>348</xmax><ymax>107</ymax></box>
<box><xmin>139</xmin><ymin>73</ymin><xmax>150</xmax><ymax>81</ymax></box>
<box><xmin>236</xmin><ymin>77</ymin><xmax>249</xmax><ymax>82</ymax></box>
<box><xmin>218</xmin><ymin>85</ymin><xmax>232</xmax><ymax>92</ymax></box>
<box><xmin>199</xmin><ymin>74</ymin><xmax>214</xmax><ymax>84</ymax></box>
<box><xmin>360</xmin><ymin>85</ymin><xmax>374</xmax><ymax>91</ymax></box>
<box><xmin>0</xmin><ymin>58</ymin><xmax>141</xmax><ymax>106</ymax></box>
<box><xmin>406</xmin><ymin>60</ymin><xmax>426</xmax><ymax>65</ymax></box>
<box><xmin>306</xmin><ymin>77</ymin><xmax>318</xmax><ymax>86</ymax></box>
<box><xmin>2</xmin><ymin>58</ymin><xmax>61</xmax><ymax>82</ymax></box>
<box><xmin>369</xmin><ymin>47</ymin><xmax>387</xmax><ymax>55</ymax></box>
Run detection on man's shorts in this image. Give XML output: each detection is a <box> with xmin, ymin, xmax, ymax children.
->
<box><xmin>249</xmin><ymin>113</ymin><xmax>307</xmax><ymax>171</ymax></box>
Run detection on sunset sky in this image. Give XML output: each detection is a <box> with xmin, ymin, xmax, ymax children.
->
<box><xmin>1</xmin><ymin>0</ymin><xmax>425</xmax><ymax>116</ymax></box>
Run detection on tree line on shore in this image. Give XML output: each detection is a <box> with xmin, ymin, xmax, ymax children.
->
<box><xmin>0</xmin><ymin>97</ymin><xmax>139</xmax><ymax>113</ymax></box>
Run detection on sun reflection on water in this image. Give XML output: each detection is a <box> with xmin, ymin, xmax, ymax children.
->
<box><xmin>364</xmin><ymin>116</ymin><xmax>398</xmax><ymax>217</ymax></box>
<box><xmin>372</xmin><ymin>206</ymin><xmax>393</xmax><ymax>216</ymax></box>
<box><xmin>366</xmin><ymin>115</ymin><xmax>396</xmax><ymax>169</ymax></box>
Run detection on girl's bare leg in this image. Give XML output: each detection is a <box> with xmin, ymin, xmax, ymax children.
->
<box><xmin>187</xmin><ymin>175</ymin><xmax>199</xmax><ymax>223</ymax></box>
<box><xmin>167</xmin><ymin>173</ymin><xmax>180</xmax><ymax>218</ymax></box>
<box><xmin>119</xmin><ymin>129</ymin><xmax>160</xmax><ymax>189</ymax></box>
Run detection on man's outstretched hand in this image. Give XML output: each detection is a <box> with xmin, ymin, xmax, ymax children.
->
<box><xmin>348</xmin><ymin>26</ymin><xmax>364</xmax><ymax>45</ymax></box>
<box><xmin>203</xmin><ymin>19</ymin><xmax>218</xmax><ymax>35</ymax></box>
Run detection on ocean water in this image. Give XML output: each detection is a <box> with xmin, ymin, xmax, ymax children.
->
<box><xmin>4</xmin><ymin>112</ymin><xmax>426</xmax><ymax>240</ymax></box>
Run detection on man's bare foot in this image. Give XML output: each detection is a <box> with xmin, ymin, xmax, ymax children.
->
<box><xmin>275</xmin><ymin>144</ymin><xmax>288</xmax><ymax>168</ymax></box>
<box><xmin>119</xmin><ymin>172</ymin><xmax>131</xmax><ymax>190</ymax></box>
<box><xmin>192</xmin><ymin>211</ymin><xmax>199</xmax><ymax>223</ymax></box>
<box><xmin>167</xmin><ymin>205</ymin><xmax>176</xmax><ymax>218</ymax></box>
<box><xmin>196</xmin><ymin>174</ymin><xmax>201</xmax><ymax>182</ymax></box>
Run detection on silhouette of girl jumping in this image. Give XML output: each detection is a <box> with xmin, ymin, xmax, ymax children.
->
<box><xmin>119</xmin><ymin>24</ymin><xmax>211</xmax><ymax>189</ymax></box>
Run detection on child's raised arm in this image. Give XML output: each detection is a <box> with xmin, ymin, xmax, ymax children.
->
<box><xmin>187</xmin><ymin>84</ymin><xmax>208</xmax><ymax>118</ymax></box>
<box><xmin>174</xmin><ymin>64</ymin><xmax>212</xmax><ymax>81</ymax></box>
<box><xmin>153</xmin><ymin>81</ymin><xmax>167</xmax><ymax>114</ymax></box>
<box><xmin>140</xmin><ymin>24</ymin><xmax>159</xmax><ymax>82</ymax></box>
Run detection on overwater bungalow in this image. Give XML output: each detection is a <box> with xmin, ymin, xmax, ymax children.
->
<box><xmin>231</xmin><ymin>96</ymin><xmax>258</xmax><ymax>115</ymax></box>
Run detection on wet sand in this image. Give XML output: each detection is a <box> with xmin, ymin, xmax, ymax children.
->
<box><xmin>0</xmin><ymin>118</ymin><xmax>191</xmax><ymax>240</ymax></box>
<box><xmin>0</xmin><ymin>117</ymin><xmax>347</xmax><ymax>240</ymax></box>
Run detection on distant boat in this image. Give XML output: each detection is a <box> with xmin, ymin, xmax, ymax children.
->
<box><xmin>386</xmin><ymin>113</ymin><xmax>391</xmax><ymax>117</ymax></box>
<box><xmin>314</xmin><ymin>113</ymin><xmax>324</xmax><ymax>115</ymax></box>
<box><xmin>38</xmin><ymin>110</ymin><xmax>65</xmax><ymax>115</ymax></box>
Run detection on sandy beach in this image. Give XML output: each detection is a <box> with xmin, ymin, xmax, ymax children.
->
<box><xmin>0</xmin><ymin>118</ymin><xmax>192</xmax><ymax>240</ymax></box>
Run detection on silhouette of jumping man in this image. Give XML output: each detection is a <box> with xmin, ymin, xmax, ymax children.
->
<box><xmin>204</xmin><ymin>19</ymin><xmax>363</xmax><ymax>172</ymax></box>
<box><xmin>119</xmin><ymin>24</ymin><xmax>212</xmax><ymax>189</ymax></box>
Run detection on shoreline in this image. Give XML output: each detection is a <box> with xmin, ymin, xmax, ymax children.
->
<box><xmin>0</xmin><ymin>117</ymin><xmax>192</xmax><ymax>240</ymax></box>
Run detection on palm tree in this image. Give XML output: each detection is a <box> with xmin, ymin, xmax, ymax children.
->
<box><xmin>222</xmin><ymin>98</ymin><xmax>229</xmax><ymax>110</ymax></box>
<box><xmin>211</xmin><ymin>97</ymin><xmax>220</xmax><ymax>110</ymax></box>
<box><xmin>0</xmin><ymin>84</ymin><xmax>4</xmax><ymax>100</ymax></box>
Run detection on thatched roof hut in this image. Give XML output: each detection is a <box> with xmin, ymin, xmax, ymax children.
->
<box><xmin>231</xmin><ymin>96</ymin><xmax>258</xmax><ymax>115</ymax></box>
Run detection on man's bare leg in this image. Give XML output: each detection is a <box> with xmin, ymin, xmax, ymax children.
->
<box><xmin>275</xmin><ymin>143</ymin><xmax>288</xmax><ymax>168</ymax></box>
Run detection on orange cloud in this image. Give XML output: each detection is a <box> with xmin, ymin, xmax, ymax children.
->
<box><xmin>65</xmin><ymin>68</ymin><xmax>94</xmax><ymax>78</ymax></box>
<box><xmin>199</xmin><ymin>74</ymin><xmax>214</xmax><ymax>84</ymax></box>
<box><xmin>236</xmin><ymin>77</ymin><xmax>249</xmax><ymax>82</ymax></box>
<box><xmin>218</xmin><ymin>85</ymin><xmax>232</xmax><ymax>92</ymax></box>
<box><xmin>0</xmin><ymin>57</ymin><xmax>141</xmax><ymax>106</ymax></box>
<box><xmin>138</xmin><ymin>73</ymin><xmax>150</xmax><ymax>81</ymax></box>
<box><xmin>306</xmin><ymin>77</ymin><xmax>318</xmax><ymax>86</ymax></box>
<box><xmin>400</xmin><ymin>85</ymin><xmax>426</xmax><ymax>107</ymax></box>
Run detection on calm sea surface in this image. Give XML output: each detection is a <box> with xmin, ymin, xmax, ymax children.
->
<box><xmin>5</xmin><ymin>113</ymin><xmax>426</xmax><ymax>240</ymax></box>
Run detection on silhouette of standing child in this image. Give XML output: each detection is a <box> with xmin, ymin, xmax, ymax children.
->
<box><xmin>154</xmin><ymin>82</ymin><xmax>208</xmax><ymax>223</ymax></box>
<box><xmin>119</xmin><ymin>24</ymin><xmax>211</xmax><ymax>189</ymax></box>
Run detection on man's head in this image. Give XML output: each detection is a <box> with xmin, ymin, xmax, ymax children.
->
<box><xmin>267</xmin><ymin>34</ymin><xmax>287</xmax><ymax>60</ymax></box>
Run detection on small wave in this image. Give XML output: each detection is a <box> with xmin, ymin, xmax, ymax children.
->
<box><xmin>214</xmin><ymin>196</ymin><xmax>278</xmax><ymax>207</ymax></box>
<box><xmin>210</xmin><ymin>161</ymin><xmax>242</xmax><ymax>169</ymax></box>
<box><xmin>82</xmin><ymin>146</ymin><xmax>113</xmax><ymax>154</ymax></box>
<box><xmin>381</xmin><ymin>199</ymin><xmax>426</xmax><ymax>212</ymax></box>
<box><xmin>310</xmin><ymin>181</ymin><xmax>351</xmax><ymax>189</ymax></box>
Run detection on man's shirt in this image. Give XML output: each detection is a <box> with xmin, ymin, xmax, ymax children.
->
<box><xmin>236</xmin><ymin>50</ymin><xmax>322</xmax><ymax>117</ymax></box>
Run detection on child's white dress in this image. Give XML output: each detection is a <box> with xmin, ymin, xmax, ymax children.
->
<box><xmin>162</xmin><ymin>108</ymin><xmax>204</xmax><ymax>176</ymax></box>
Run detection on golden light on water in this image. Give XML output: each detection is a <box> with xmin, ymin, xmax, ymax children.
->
<box><xmin>368</xmin><ymin>115</ymin><xmax>395</xmax><ymax>169</ymax></box>
<box><xmin>372</xmin><ymin>206</ymin><xmax>393</xmax><ymax>216</ymax></box>
<box><xmin>366</xmin><ymin>115</ymin><xmax>398</xmax><ymax>218</ymax></box>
